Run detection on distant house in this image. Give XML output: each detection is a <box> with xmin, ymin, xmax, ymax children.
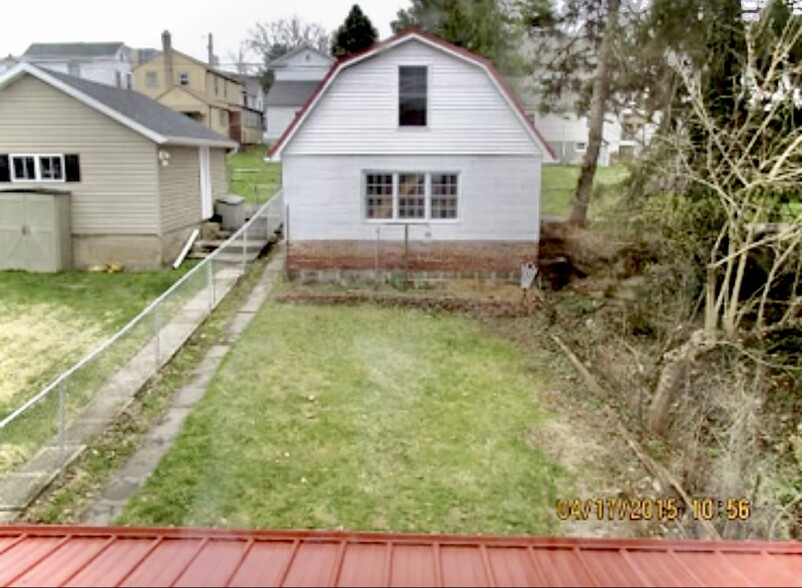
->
<box><xmin>21</xmin><ymin>42</ymin><xmax>134</xmax><ymax>89</ymax></box>
<box><xmin>0</xmin><ymin>55</ymin><xmax>17</xmax><ymax>75</ymax></box>
<box><xmin>0</xmin><ymin>62</ymin><xmax>236</xmax><ymax>271</ymax></box>
<box><xmin>269</xmin><ymin>30</ymin><xmax>555</xmax><ymax>280</ymax></box>
<box><xmin>132</xmin><ymin>31</ymin><xmax>263</xmax><ymax>145</ymax></box>
<box><xmin>265</xmin><ymin>46</ymin><xmax>334</xmax><ymax>141</ymax></box>
<box><xmin>235</xmin><ymin>73</ymin><xmax>266</xmax><ymax>138</ymax></box>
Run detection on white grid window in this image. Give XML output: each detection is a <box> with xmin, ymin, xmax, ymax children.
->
<box><xmin>39</xmin><ymin>156</ymin><xmax>63</xmax><ymax>180</ymax></box>
<box><xmin>364</xmin><ymin>172</ymin><xmax>458</xmax><ymax>222</ymax></box>
<box><xmin>398</xmin><ymin>173</ymin><xmax>425</xmax><ymax>219</ymax></box>
<box><xmin>365</xmin><ymin>174</ymin><xmax>393</xmax><ymax>219</ymax></box>
<box><xmin>11</xmin><ymin>155</ymin><xmax>65</xmax><ymax>182</ymax></box>
<box><xmin>431</xmin><ymin>174</ymin><xmax>458</xmax><ymax>219</ymax></box>
<box><xmin>11</xmin><ymin>156</ymin><xmax>35</xmax><ymax>181</ymax></box>
<box><xmin>146</xmin><ymin>71</ymin><xmax>158</xmax><ymax>88</ymax></box>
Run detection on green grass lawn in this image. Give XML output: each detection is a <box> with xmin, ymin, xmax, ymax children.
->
<box><xmin>227</xmin><ymin>146</ymin><xmax>281</xmax><ymax>204</ymax></box>
<box><xmin>0</xmin><ymin>267</ymin><xmax>193</xmax><ymax>471</ymax></box>
<box><xmin>119</xmin><ymin>303</ymin><xmax>564</xmax><ymax>535</ymax></box>
<box><xmin>541</xmin><ymin>164</ymin><xmax>630</xmax><ymax>217</ymax></box>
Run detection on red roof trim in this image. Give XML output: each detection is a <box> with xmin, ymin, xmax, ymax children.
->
<box><xmin>2</xmin><ymin>526</ymin><xmax>800</xmax><ymax>554</ymax></box>
<box><xmin>267</xmin><ymin>29</ymin><xmax>556</xmax><ymax>160</ymax></box>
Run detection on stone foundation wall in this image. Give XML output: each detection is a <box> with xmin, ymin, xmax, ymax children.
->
<box><xmin>287</xmin><ymin>240</ymin><xmax>538</xmax><ymax>282</ymax></box>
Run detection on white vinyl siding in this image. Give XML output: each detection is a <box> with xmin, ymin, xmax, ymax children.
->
<box><xmin>284</xmin><ymin>154</ymin><xmax>540</xmax><ymax>242</ymax></box>
<box><xmin>158</xmin><ymin>146</ymin><xmax>201</xmax><ymax>232</ymax></box>
<box><xmin>284</xmin><ymin>40</ymin><xmax>538</xmax><ymax>156</ymax></box>
<box><xmin>0</xmin><ymin>75</ymin><xmax>159</xmax><ymax>234</ymax></box>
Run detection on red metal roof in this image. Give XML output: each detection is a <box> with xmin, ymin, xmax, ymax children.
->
<box><xmin>0</xmin><ymin>526</ymin><xmax>799</xmax><ymax>587</ymax></box>
<box><xmin>267</xmin><ymin>29</ymin><xmax>557</xmax><ymax>161</ymax></box>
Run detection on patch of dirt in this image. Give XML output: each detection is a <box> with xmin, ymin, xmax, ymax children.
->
<box><xmin>0</xmin><ymin>301</ymin><xmax>105</xmax><ymax>405</ymax></box>
<box><xmin>274</xmin><ymin>290</ymin><xmax>541</xmax><ymax>318</ymax></box>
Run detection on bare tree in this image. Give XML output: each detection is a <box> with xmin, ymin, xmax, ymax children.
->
<box><xmin>246</xmin><ymin>16</ymin><xmax>331</xmax><ymax>65</ymax></box>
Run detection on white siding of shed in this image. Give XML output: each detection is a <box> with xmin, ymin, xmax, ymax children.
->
<box><xmin>0</xmin><ymin>75</ymin><xmax>159</xmax><ymax>234</ymax></box>
<box><xmin>158</xmin><ymin>146</ymin><xmax>201</xmax><ymax>233</ymax></box>
<box><xmin>267</xmin><ymin>106</ymin><xmax>300</xmax><ymax>141</ymax></box>
<box><xmin>284</xmin><ymin>40</ymin><xmax>539</xmax><ymax>156</ymax></box>
<box><xmin>283</xmin><ymin>154</ymin><xmax>541</xmax><ymax>242</ymax></box>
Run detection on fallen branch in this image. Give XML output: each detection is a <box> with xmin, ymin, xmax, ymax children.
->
<box><xmin>551</xmin><ymin>335</ymin><xmax>723</xmax><ymax>541</ymax></box>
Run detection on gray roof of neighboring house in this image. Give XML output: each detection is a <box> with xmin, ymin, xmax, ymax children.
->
<box><xmin>23</xmin><ymin>42</ymin><xmax>125</xmax><ymax>59</ymax></box>
<box><xmin>266</xmin><ymin>80</ymin><xmax>320</xmax><ymax>106</ymax></box>
<box><xmin>43</xmin><ymin>67</ymin><xmax>232</xmax><ymax>144</ymax></box>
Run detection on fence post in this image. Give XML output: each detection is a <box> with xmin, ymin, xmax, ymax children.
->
<box><xmin>154</xmin><ymin>300</ymin><xmax>161</xmax><ymax>369</ymax></box>
<box><xmin>58</xmin><ymin>380</ymin><xmax>66</xmax><ymax>471</ymax></box>
<box><xmin>207</xmin><ymin>258</ymin><xmax>214</xmax><ymax>311</ymax></box>
<box><xmin>242</xmin><ymin>224</ymin><xmax>248</xmax><ymax>274</ymax></box>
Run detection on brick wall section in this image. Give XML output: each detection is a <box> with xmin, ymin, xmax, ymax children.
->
<box><xmin>288</xmin><ymin>240</ymin><xmax>539</xmax><ymax>274</ymax></box>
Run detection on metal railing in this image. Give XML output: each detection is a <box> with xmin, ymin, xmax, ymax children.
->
<box><xmin>0</xmin><ymin>190</ymin><xmax>283</xmax><ymax>477</ymax></box>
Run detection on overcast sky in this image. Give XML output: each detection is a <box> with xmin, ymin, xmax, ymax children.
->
<box><xmin>1</xmin><ymin>0</ymin><xmax>402</xmax><ymax>65</ymax></box>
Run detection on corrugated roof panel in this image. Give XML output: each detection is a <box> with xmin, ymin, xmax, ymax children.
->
<box><xmin>528</xmin><ymin>547</ymin><xmax>598</xmax><ymax>587</ymax></box>
<box><xmin>772</xmin><ymin>552</ymin><xmax>802</xmax><ymax>583</ymax></box>
<box><xmin>441</xmin><ymin>545</ymin><xmax>491</xmax><ymax>587</ymax></box>
<box><xmin>283</xmin><ymin>541</ymin><xmax>343</xmax><ymax>587</ymax></box>
<box><xmin>120</xmin><ymin>538</ymin><xmax>205</xmax><ymax>587</ymax></box>
<box><xmin>0</xmin><ymin>537</ymin><xmax>65</xmax><ymax>585</ymax></box>
<box><xmin>390</xmin><ymin>544</ymin><xmax>437</xmax><ymax>587</ymax></box>
<box><xmin>723</xmin><ymin>552</ymin><xmax>801</xmax><ymax>587</ymax></box>
<box><xmin>174</xmin><ymin>539</ymin><xmax>250</xmax><ymax>588</ymax></box>
<box><xmin>671</xmin><ymin>551</ymin><xmax>757</xmax><ymax>586</ymax></box>
<box><xmin>64</xmin><ymin>538</ymin><xmax>160</xmax><ymax>587</ymax></box>
<box><xmin>621</xmin><ymin>550</ymin><xmax>703</xmax><ymax>587</ymax></box>
<box><xmin>577</xmin><ymin>548</ymin><xmax>649</xmax><ymax>587</ymax></box>
<box><xmin>12</xmin><ymin>537</ymin><xmax>111</xmax><ymax>587</ymax></box>
<box><xmin>0</xmin><ymin>527</ymin><xmax>799</xmax><ymax>587</ymax></box>
<box><xmin>338</xmin><ymin>542</ymin><xmax>389</xmax><ymax>587</ymax></box>
<box><xmin>228</xmin><ymin>539</ymin><xmax>297</xmax><ymax>587</ymax></box>
<box><xmin>486</xmin><ymin>546</ymin><xmax>546</xmax><ymax>587</ymax></box>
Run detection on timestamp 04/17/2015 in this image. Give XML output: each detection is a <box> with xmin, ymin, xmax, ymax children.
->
<box><xmin>555</xmin><ymin>497</ymin><xmax>752</xmax><ymax>522</ymax></box>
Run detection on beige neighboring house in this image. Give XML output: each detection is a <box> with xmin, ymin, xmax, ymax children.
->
<box><xmin>0</xmin><ymin>62</ymin><xmax>236</xmax><ymax>271</ymax></box>
<box><xmin>133</xmin><ymin>31</ymin><xmax>263</xmax><ymax>145</ymax></box>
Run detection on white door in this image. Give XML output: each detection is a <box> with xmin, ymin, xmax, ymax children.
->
<box><xmin>199</xmin><ymin>146</ymin><xmax>213</xmax><ymax>219</ymax></box>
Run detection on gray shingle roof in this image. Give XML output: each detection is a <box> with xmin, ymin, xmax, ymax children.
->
<box><xmin>43</xmin><ymin>68</ymin><xmax>233</xmax><ymax>144</ymax></box>
<box><xmin>266</xmin><ymin>80</ymin><xmax>320</xmax><ymax>106</ymax></box>
<box><xmin>23</xmin><ymin>42</ymin><xmax>124</xmax><ymax>59</ymax></box>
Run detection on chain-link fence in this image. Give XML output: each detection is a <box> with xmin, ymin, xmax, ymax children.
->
<box><xmin>0</xmin><ymin>190</ymin><xmax>283</xmax><ymax>485</ymax></box>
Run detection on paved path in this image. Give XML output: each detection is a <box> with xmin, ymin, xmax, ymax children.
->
<box><xmin>82</xmin><ymin>245</ymin><xmax>285</xmax><ymax>525</ymax></box>
<box><xmin>0</xmin><ymin>254</ymin><xmax>267</xmax><ymax>523</ymax></box>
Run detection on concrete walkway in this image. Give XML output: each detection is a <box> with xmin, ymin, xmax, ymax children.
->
<box><xmin>0</xmin><ymin>255</ymin><xmax>267</xmax><ymax>523</ymax></box>
<box><xmin>82</xmin><ymin>246</ymin><xmax>285</xmax><ymax>525</ymax></box>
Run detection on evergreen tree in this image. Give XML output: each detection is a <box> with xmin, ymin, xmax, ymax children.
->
<box><xmin>392</xmin><ymin>0</ymin><xmax>522</xmax><ymax>74</ymax></box>
<box><xmin>331</xmin><ymin>4</ymin><xmax>379</xmax><ymax>58</ymax></box>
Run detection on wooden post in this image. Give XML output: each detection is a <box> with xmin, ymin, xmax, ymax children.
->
<box><xmin>404</xmin><ymin>224</ymin><xmax>409</xmax><ymax>285</ymax></box>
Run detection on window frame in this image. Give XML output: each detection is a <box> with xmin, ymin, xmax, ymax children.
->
<box><xmin>362</xmin><ymin>171</ymin><xmax>459</xmax><ymax>224</ymax></box>
<box><xmin>10</xmin><ymin>154</ymin><xmax>66</xmax><ymax>183</ymax></box>
<box><xmin>145</xmin><ymin>71</ymin><xmax>159</xmax><ymax>88</ymax></box>
<box><xmin>179</xmin><ymin>72</ymin><xmax>190</xmax><ymax>86</ymax></box>
<box><xmin>575</xmin><ymin>141</ymin><xmax>587</xmax><ymax>152</ymax></box>
<box><xmin>398</xmin><ymin>65</ymin><xmax>429</xmax><ymax>128</ymax></box>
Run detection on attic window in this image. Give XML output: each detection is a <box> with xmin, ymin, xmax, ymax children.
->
<box><xmin>179</xmin><ymin>73</ymin><xmax>190</xmax><ymax>86</ymax></box>
<box><xmin>146</xmin><ymin>72</ymin><xmax>158</xmax><ymax>88</ymax></box>
<box><xmin>399</xmin><ymin>66</ymin><xmax>427</xmax><ymax>127</ymax></box>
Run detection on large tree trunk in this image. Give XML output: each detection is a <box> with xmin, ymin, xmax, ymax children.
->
<box><xmin>569</xmin><ymin>0</ymin><xmax>621</xmax><ymax>226</ymax></box>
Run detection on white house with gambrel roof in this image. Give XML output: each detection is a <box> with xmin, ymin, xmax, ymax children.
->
<box><xmin>269</xmin><ymin>30</ymin><xmax>555</xmax><ymax>280</ymax></box>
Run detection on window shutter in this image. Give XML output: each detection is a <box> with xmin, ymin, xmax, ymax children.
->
<box><xmin>0</xmin><ymin>155</ymin><xmax>9</xmax><ymax>183</ymax></box>
<box><xmin>65</xmin><ymin>154</ymin><xmax>81</xmax><ymax>182</ymax></box>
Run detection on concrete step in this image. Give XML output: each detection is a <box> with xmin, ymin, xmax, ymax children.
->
<box><xmin>187</xmin><ymin>250</ymin><xmax>262</xmax><ymax>263</ymax></box>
